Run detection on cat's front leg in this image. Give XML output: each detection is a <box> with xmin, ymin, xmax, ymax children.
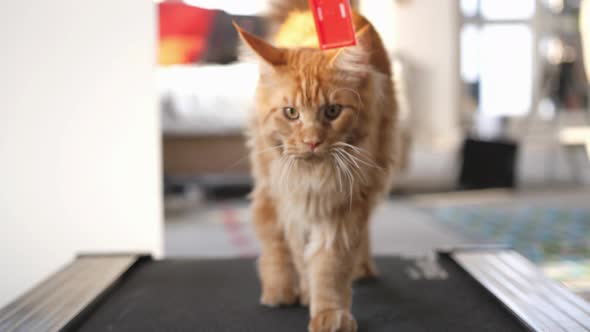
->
<box><xmin>252</xmin><ymin>192</ymin><xmax>298</xmax><ymax>307</ymax></box>
<box><xmin>285</xmin><ymin>232</ymin><xmax>310</xmax><ymax>307</ymax></box>
<box><xmin>354</xmin><ymin>223</ymin><xmax>378</xmax><ymax>281</ymax></box>
<box><xmin>307</xmin><ymin>229</ymin><xmax>359</xmax><ymax>332</ymax></box>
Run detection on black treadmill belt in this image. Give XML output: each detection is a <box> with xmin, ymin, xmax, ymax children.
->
<box><xmin>73</xmin><ymin>256</ymin><xmax>526</xmax><ymax>332</ymax></box>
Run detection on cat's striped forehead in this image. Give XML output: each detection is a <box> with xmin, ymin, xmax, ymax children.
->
<box><xmin>284</xmin><ymin>49</ymin><xmax>332</xmax><ymax>107</ymax></box>
<box><xmin>290</xmin><ymin>73</ymin><xmax>327</xmax><ymax>107</ymax></box>
<box><xmin>264</xmin><ymin>49</ymin><xmax>355</xmax><ymax>108</ymax></box>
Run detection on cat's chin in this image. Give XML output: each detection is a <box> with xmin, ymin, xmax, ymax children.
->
<box><xmin>292</xmin><ymin>153</ymin><xmax>329</xmax><ymax>163</ymax></box>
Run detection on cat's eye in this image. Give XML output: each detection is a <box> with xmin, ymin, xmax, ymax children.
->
<box><xmin>323</xmin><ymin>104</ymin><xmax>343</xmax><ymax>120</ymax></box>
<box><xmin>283</xmin><ymin>107</ymin><xmax>299</xmax><ymax>120</ymax></box>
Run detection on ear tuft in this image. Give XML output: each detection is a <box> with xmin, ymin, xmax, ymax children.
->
<box><xmin>234</xmin><ymin>21</ymin><xmax>287</xmax><ymax>66</ymax></box>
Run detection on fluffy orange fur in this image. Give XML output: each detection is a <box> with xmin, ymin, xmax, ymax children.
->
<box><xmin>236</xmin><ymin>5</ymin><xmax>397</xmax><ymax>332</ymax></box>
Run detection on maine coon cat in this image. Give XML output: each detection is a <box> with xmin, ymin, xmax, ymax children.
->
<box><xmin>235</xmin><ymin>1</ymin><xmax>397</xmax><ymax>331</ymax></box>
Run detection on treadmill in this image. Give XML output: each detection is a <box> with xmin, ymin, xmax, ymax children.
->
<box><xmin>1</xmin><ymin>248</ymin><xmax>589</xmax><ymax>331</ymax></box>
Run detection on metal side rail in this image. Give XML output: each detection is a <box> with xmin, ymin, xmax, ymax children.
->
<box><xmin>449</xmin><ymin>249</ymin><xmax>590</xmax><ymax>332</ymax></box>
<box><xmin>0</xmin><ymin>254</ymin><xmax>142</xmax><ymax>332</ymax></box>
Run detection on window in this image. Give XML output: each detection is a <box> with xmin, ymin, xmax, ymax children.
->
<box><xmin>460</xmin><ymin>0</ymin><xmax>535</xmax><ymax>117</ymax></box>
<box><xmin>480</xmin><ymin>0</ymin><xmax>535</xmax><ymax>20</ymax></box>
<box><xmin>479</xmin><ymin>25</ymin><xmax>533</xmax><ymax>116</ymax></box>
<box><xmin>461</xmin><ymin>0</ymin><xmax>479</xmax><ymax>18</ymax></box>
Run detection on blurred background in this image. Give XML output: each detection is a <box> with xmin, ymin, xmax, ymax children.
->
<box><xmin>1</xmin><ymin>0</ymin><xmax>589</xmax><ymax>308</ymax></box>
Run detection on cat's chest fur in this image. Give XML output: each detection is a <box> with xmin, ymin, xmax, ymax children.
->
<box><xmin>270</xmin><ymin>157</ymin><xmax>361</xmax><ymax>226</ymax></box>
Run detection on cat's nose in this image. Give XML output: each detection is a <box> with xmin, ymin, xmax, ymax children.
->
<box><xmin>303</xmin><ymin>139</ymin><xmax>323</xmax><ymax>151</ymax></box>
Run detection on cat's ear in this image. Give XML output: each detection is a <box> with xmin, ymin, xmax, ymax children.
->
<box><xmin>328</xmin><ymin>25</ymin><xmax>372</xmax><ymax>79</ymax></box>
<box><xmin>233</xmin><ymin>21</ymin><xmax>287</xmax><ymax>67</ymax></box>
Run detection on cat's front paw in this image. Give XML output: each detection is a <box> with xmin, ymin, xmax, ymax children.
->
<box><xmin>309</xmin><ymin>310</ymin><xmax>357</xmax><ymax>332</ymax></box>
<box><xmin>299</xmin><ymin>288</ymin><xmax>310</xmax><ymax>307</ymax></box>
<box><xmin>260</xmin><ymin>285</ymin><xmax>298</xmax><ymax>307</ymax></box>
<box><xmin>353</xmin><ymin>259</ymin><xmax>379</xmax><ymax>281</ymax></box>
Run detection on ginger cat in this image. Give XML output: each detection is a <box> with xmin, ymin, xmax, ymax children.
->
<box><xmin>235</xmin><ymin>1</ymin><xmax>397</xmax><ymax>331</ymax></box>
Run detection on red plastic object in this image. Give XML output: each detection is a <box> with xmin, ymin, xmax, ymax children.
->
<box><xmin>308</xmin><ymin>0</ymin><xmax>356</xmax><ymax>50</ymax></box>
<box><xmin>158</xmin><ymin>3</ymin><xmax>216</xmax><ymax>64</ymax></box>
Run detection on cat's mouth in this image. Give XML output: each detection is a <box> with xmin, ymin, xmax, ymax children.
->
<box><xmin>293</xmin><ymin>151</ymin><xmax>327</xmax><ymax>161</ymax></box>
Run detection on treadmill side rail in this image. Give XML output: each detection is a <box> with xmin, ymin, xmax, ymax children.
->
<box><xmin>0</xmin><ymin>254</ymin><xmax>142</xmax><ymax>332</ymax></box>
<box><xmin>451</xmin><ymin>250</ymin><xmax>590</xmax><ymax>332</ymax></box>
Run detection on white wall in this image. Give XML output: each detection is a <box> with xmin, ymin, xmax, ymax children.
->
<box><xmin>0</xmin><ymin>1</ymin><xmax>162</xmax><ymax>307</ymax></box>
<box><xmin>362</xmin><ymin>0</ymin><xmax>461</xmax><ymax>148</ymax></box>
<box><xmin>393</xmin><ymin>0</ymin><xmax>461</xmax><ymax>147</ymax></box>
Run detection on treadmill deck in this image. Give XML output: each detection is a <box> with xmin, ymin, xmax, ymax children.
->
<box><xmin>75</xmin><ymin>255</ymin><xmax>524</xmax><ymax>332</ymax></box>
<box><xmin>3</xmin><ymin>250</ymin><xmax>589</xmax><ymax>331</ymax></box>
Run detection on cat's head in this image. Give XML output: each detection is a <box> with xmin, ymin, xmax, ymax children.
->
<box><xmin>236</xmin><ymin>23</ymin><xmax>374</xmax><ymax>161</ymax></box>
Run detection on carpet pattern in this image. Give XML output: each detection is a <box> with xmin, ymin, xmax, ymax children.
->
<box><xmin>431</xmin><ymin>204</ymin><xmax>590</xmax><ymax>300</ymax></box>
<box><xmin>433</xmin><ymin>206</ymin><xmax>590</xmax><ymax>262</ymax></box>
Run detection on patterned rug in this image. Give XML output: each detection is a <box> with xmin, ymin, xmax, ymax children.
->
<box><xmin>431</xmin><ymin>204</ymin><xmax>590</xmax><ymax>299</ymax></box>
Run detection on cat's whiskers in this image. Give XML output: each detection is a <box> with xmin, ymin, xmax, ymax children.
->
<box><xmin>227</xmin><ymin>144</ymin><xmax>283</xmax><ymax>170</ymax></box>
<box><xmin>333</xmin><ymin>149</ymin><xmax>360</xmax><ymax>182</ymax></box>
<box><xmin>277</xmin><ymin>155</ymin><xmax>292</xmax><ymax>189</ymax></box>
<box><xmin>334</xmin><ymin>142</ymin><xmax>371</xmax><ymax>157</ymax></box>
<box><xmin>271</xmin><ymin>142</ymin><xmax>374</xmax><ymax>209</ymax></box>
<box><xmin>333</xmin><ymin>142</ymin><xmax>383</xmax><ymax>171</ymax></box>
<box><xmin>331</xmin><ymin>149</ymin><xmax>354</xmax><ymax>209</ymax></box>
<box><xmin>338</xmin><ymin>149</ymin><xmax>376</xmax><ymax>179</ymax></box>
<box><xmin>331</xmin><ymin>153</ymin><xmax>345</xmax><ymax>193</ymax></box>
<box><xmin>336</xmin><ymin>148</ymin><xmax>361</xmax><ymax>170</ymax></box>
<box><xmin>284</xmin><ymin>155</ymin><xmax>295</xmax><ymax>191</ymax></box>
<box><xmin>335</xmin><ymin>149</ymin><xmax>368</xmax><ymax>185</ymax></box>
<box><xmin>332</xmin><ymin>154</ymin><xmax>344</xmax><ymax>193</ymax></box>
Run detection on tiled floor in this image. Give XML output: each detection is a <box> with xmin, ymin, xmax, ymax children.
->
<box><xmin>165</xmin><ymin>188</ymin><xmax>590</xmax><ymax>258</ymax></box>
<box><xmin>164</xmin><ymin>199</ymin><xmax>471</xmax><ymax>258</ymax></box>
<box><xmin>164</xmin><ymin>188</ymin><xmax>590</xmax><ymax>301</ymax></box>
